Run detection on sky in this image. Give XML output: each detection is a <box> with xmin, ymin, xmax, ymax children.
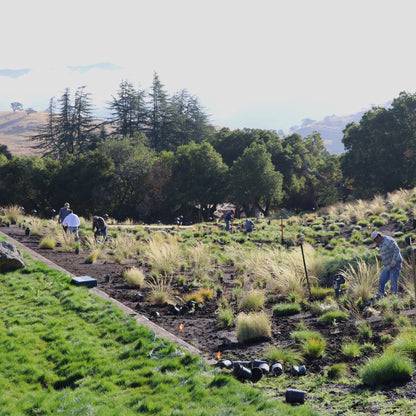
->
<box><xmin>2</xmin><ymin>0</ymin><xmax>416</xmax><ymax>133</ymax></box>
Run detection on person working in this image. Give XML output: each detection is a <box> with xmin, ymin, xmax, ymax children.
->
<box><xmin>58</xmin><ymin>203</ymin><xmax>71</xmax><ymax>228</ymax></box>
<box><xmin>92</xmin><ymin>215</ymin><xmax>108</xmax><ymax>242</ymax></box>
<box><xmin>224</xmin><ymin>210</ymin><xmax>234</xmax><ymax>232</ymax></box>
<box><xmin>245</xmin><ymin>218</ymin><xmax>254</xmax><ymax>234</ymax></box>
<box><xmin>62</xmin><ymin>210</ymin><xmax>81</xmax><ymax>241</ymax></box>
<box><xmin>371</xmin><ymin>231</ymin><xmax>403</xmax><ymax>298</ymax></box>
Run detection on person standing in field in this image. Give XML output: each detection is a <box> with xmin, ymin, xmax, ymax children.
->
<box><xmin>62</xmin><ymin>210</ymin><xmax>81</xmax><ymax>241</ymax></box>
<box><xmin>58</xmin><ymin>202</ymin><xmax>71</xmax><ymax>230</ymax></box>
<box><xmin>371</xmin><ymin>231</ymin><xmax>403</xmax><ymax>298</ymax></box>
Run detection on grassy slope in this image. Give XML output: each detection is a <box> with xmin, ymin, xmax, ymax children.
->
<box><xmin>0</xmin><ymin>111</ymin><xmax>46</xmax><ymax>156</ymax></box>
<box><xmin>0</xmin><ymin>245</ymin><xmax>317</xmax><ymax>416</ymax></box>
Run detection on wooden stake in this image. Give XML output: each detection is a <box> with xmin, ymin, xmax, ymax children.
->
<box><xmin>300</xmin><ymin>242</ymin><xmax>312</xmax><ymax>297</ymax></box>
<box><xmin>411</xmin><ymin>247</ymin><xmax>416</xmax><ymax>300</ymax></box>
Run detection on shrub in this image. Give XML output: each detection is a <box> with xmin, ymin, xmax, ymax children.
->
<box><xmin>122</xmin><ymin>267</ymin><xmax>145</xmax><ymax>288</ymax></box>
<box><xmin>359</xmin><ymin>351</ymin><xmax>413</xmax><ymax>385</ymax></box>
<box><xmin>235</xmin><ymin>312</ymin><xmax>271</xmax><ymax>343</ymax></box>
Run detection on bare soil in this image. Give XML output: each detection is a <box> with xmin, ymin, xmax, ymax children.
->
<box><xmin>0</xmin><ymin>224</ymin><xmax>393</xmax><ymax>368</ymax></box>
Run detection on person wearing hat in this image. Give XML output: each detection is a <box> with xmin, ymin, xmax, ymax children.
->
<box><xmin>58</xmin><ymin>203</ymin><xmax>71</xmax><ymax>230</ymax></box>
<box><xmin>370</xmin><ymin>231</ymin><xmax>403</xmax><ymax>298</ymax></box>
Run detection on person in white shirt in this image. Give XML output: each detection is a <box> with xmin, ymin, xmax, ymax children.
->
<box><xmin>62</xmin><ymin>210</ymin><xmax>81</xmax><ymax>241</ymax></box>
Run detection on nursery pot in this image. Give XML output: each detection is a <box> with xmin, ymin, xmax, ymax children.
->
<box><xmin>253</xmin><ymin>360</ymin><xmax>269</xmax><ymax>375</ymax></box>
<box><xmin>232</xmin><ymin>361</ymin><xmax>251</xmax><ymax>369</ymax></box>
<box><xmin>291</xmin><ymin>365</ymin><xmax>307</xmax><ymax>376</ymax></box>
<box><xmin>233</xmin><ymin>363</ymin><xmax>252</xmax><ymax>381</ymax></box>
<box><xmin>250</xmin><ymin>367</ymin><xmax>263</xmax><ymax>383</ymax></box>
<box><xmin>271</xmin><ymin>362</ymin><xmax>283</xmax><ymax>376</ymax></box>
<box><xmin>285</xmin><ymin>389</ymin><xmax>306</xmax><ymax>404</ymax></box>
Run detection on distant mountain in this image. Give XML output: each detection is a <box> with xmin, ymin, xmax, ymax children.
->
<box><xmin>288</xmin><ymin>102</ymin><xmax>391</xmax><ymax>155</ymax></box>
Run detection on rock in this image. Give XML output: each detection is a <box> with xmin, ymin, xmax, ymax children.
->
<box><xmin>0</xmin><ymin>241</ymin><xmax>27</xmax><ymax>272</ymax></box>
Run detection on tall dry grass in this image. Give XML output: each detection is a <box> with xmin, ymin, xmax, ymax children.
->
<box><xmin>1</xmin><ymin>204</ymin><xmax>24</xmax><ymax>224</ymax></box>
<box><xmin>143</xmin><ymin>233</ymin><xmax>181</xmax><ymax>275</ymax></box>
<box><xmin>342</xmin><ymin>258</ymin><xmax>380</xmax><ymax>302</ymax></box>
<box><xmin>185</xmin><ymin>242</ymin><xmax>212</xmax><ymax>278</ymax></box>
<box><xmin>387</xmin><ymin>188</ymin><xmax>412</xmax><ymax>210</ymax></box>
<box><xmin>232</xmin><ymin>244</ymin><xmax>320</xmax><ymax>298</ymax></box>
<box><xmin>146</xmin><ymin>275</ymin><xmax>176</xmax><ymax>305</ymax></box>
<box><xmin>400</xmin><ymin>261</ymin><xmax>416</xmax><ymax>299</ymax></box>
<box><xmin>111</xmin><ymin>233</ymin><xmax>139</xmax><ymax>263</ymax></box>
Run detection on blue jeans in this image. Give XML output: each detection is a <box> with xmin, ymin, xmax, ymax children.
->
<box><xmin>225</xmin><ymin>219</ymin><xmax>230</xmax><ymax>231</ymax></box>
<box><xmin>68</xmin><ymin>226</ymin><xmax>79</xmax><ymax>241</ymax></box>
<box><xmin>378</xmin><ymin>262</ymin><xmax>402</xmax><ymax>297</ymax></box>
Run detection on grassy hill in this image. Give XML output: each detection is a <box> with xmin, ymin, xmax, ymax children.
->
<box><xmin>0</xmin><ymin>110</ymin><xmax>47</xmax><ymax>156</ymax></box>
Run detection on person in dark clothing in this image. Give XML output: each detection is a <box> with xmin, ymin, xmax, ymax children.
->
<box><xmin>245</xmin><ymin>218</ymin><xmax>254</xmax><ymax>234</ymax></box>
<box><xmin>58</xmin><ymin>203</ymin><xmax>71</xmax><ymax>230</ymax></box>
<box><xmin>224</xmin><ymin>210</ymin><xmax>234</xmax><ymax>232</ymax></box>
<box><xmin>92</xmin><ymin>216</ymin><xmax>108</xmax><ymax>242</ymax></box>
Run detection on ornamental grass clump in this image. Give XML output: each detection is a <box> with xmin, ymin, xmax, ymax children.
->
<box><xmin>264</xmin><ymin>345</ymin><xmax>302</xmax><ymax>368</ymax></box>
<box><xmin>359</xmin><ymin>350</ymin><xmax>413</xmax><ymax>386</ymax></box>
<box><xmin>85</xmin><ymin>249</ymin><xmax>101</xmax><ymax>264</ymax></box>
<box><xmin>356</xmin><ymin>320</ymin><xmax>373</xmax><ymax>339</ymax></box>
<box><xmin>310</xmin><ymin>285</ymin><xmax>334</xmax><ymax>300</ymax></box>
<box><xmin>3</xmin><ymin>204</ymin><xmax>23</xmax><ymax>224</ymax></box>
<box><xmin>301</xmin><ymin>336</ymin><xmax>326</xmax><ymax>359</ymax></box>
<box><xmin>216</xmin><ymin>307</ymin><xmax>234</xmax><ymax>328</ymax></box>
<box><xmin>146</xmin><ymin>275</ymin><xmax>176</xmax><ymax>306</ymax></box>
<box><xmin>326</xmin><ymin>363</ymin><xmax>348</xmax><ymax>380</ymax></box>
<box><xmin>235</xmin><ymin>312</ymin><xmax>271</xmax><ymax>343</ymax></box>
<box><xmin>238</xmin><ymin>289</ymin><xmax>265</xmax><ymax>312</ymax></box>
<box><xmin>123</xmin><ymin>267</ymin><xmax>145</xmax><ymax>288</ymax></box>
<box><xmin>317</xmin><ymin>310</ymin><xmax>349</xmax><ymax>325</ymax></box>
<box><xmin>39</xmin><ymin>237</ymin><xmax>56</xmax><ymax>249</ymax></box>
<box><xmin>388</xmin><ymin>327</ymin><xmax>416</xmax><ymax>361</ymax></box>
<box><xmin>272</xmin><ymin>302</ymin><xmax>301</xmax><ymax>316</ymax></box>
<box><xmin>342</xmin><ymin>258</ymin><xmax>380</xmax><ymax>302</ymax></box>
<box><xmin>340</xmin><ymin>340</ymin><xmax>361</xmax><ymax>360</ymax></box>
<box><xmin>290</xmin><ymin>329</ymin><xmax>324</xmax><ymax>343</ymax></box>
<box><xmin>143</xmin><ymin>234</ymin><xmax>180</xmax><ymax>275</ymax></box>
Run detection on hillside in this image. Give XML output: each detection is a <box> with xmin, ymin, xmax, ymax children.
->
<box><xmin>0</xmin><ymin>105</ymin><xmax>390</xmax><ymax>157</ymax></box>
<box><xmin>0</xmin><ymin>110</ymin><xmax>46</xmax><ymax>156</ymax></box>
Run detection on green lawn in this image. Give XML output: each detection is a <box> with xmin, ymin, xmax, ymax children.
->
<box><xmin>0</xmin><ymin>251</ymin><xmax>318</xmax><ymax>416</ymax></box>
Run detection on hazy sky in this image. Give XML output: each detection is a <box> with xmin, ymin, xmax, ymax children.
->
<box><xmin>2</xmin><ymin>0</ymin><xmax>416</xmax><ymax>132</ymax></box>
